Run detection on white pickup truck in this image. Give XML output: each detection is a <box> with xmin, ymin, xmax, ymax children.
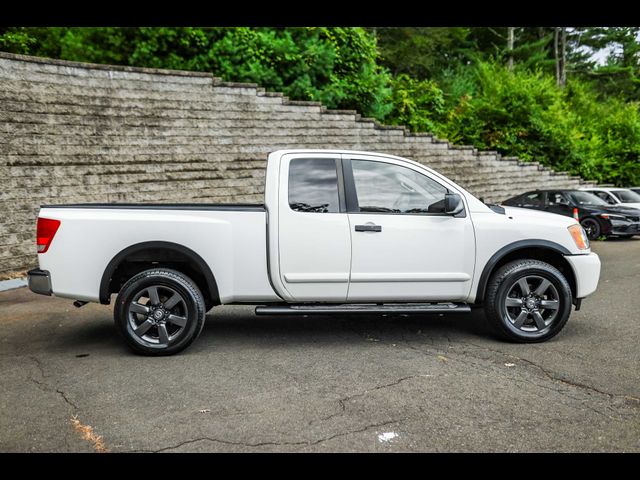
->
<box><xmin>28</xmin><ymin>149</ymin><xmax>601</xmax><ymax>355</ymax></box>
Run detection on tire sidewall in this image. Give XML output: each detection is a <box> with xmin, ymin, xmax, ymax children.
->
<box><xmin>115</xmin><ymin>270</ymin><xmax>204</xmax><ymax>355</ymax></box>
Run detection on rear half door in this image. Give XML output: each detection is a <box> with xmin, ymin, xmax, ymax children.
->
<box><xmin>276</xmin><ymin>153</ymin><xmax>351</xmax><ymax>302</ymax></box>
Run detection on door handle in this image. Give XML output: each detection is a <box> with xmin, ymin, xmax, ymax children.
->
<box><xmin>355</xmin><ymin>224</ymin><xmax>382</xmax><ymax>232</ymax></box>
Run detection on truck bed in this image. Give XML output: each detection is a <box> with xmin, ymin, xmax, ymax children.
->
<box><xmin>37</xmin><ymin>203</ymin><xmax>278</xmax><ymax>304</ymax></box>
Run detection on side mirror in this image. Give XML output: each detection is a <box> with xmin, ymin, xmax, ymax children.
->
<box><xmin>444</xmin><ymin>193</ymin><xmax>464</xmax><ymax>215</ymax></box>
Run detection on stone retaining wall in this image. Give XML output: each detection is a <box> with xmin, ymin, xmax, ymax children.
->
<box><xmin>0</xmin><ymin>52</ymin><xmax>595</xmax><ymax>279</ymax></box>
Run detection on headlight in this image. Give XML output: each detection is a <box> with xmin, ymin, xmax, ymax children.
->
<box><xmin>599</xmin><ymin>213</ymin><xmax>630</xmax><ymax>225</ymax></box>
<box><xmin>568</xmin><ymin>224</ymin><xmax>590</xmax><ymax>250</ymax></box>
<box><xmin>600</xmin><ymin>213</ymin><xmax>628</xmax><ymax>221</ymax></box>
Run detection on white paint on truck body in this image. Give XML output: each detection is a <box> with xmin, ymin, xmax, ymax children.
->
<box><xmin>38</xmin><ymin>208</ymin><xmax>279</xmax><ymax>303</ymax></box>
<box><xmin>36</xmin><ymin>149</ymin><xmax>601</xmax><ymax>305</ymax></box>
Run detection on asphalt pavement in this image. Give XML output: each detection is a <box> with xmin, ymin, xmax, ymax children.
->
<box><xmin>1</xmin><ymin>238</ymin><xmax>638</xmax><ymax>452</ymax></box>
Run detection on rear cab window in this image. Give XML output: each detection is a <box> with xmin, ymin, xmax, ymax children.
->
<box><xmin>288</xmin><ymin>158</ymin><xmax>341</xmax><ymax>213</ymax></box>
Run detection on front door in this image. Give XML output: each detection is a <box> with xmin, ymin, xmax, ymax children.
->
<box><xmin>545</xmin><ymin>191</ymin><xmax>573</xmax><ymax>218</ymax></box>
<box><xmin>277</xmin><ymin>154</ymin><xmax>351</xmax><ymax>302</ymax></box>
<box><xmin>344</xmin><ymin>155</ymin><xmax>475</xmax><ymax>302</ymax></box>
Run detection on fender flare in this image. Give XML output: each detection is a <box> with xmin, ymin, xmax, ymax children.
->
<box><xmin>475</xmin><ymin>239</ymin><xmax>572</xmax><ymax>303</ymax></box>
<box><xmin>99</xmin><ymin>241</ymin><xmax>220</xmax><ymax>305</ymax></box>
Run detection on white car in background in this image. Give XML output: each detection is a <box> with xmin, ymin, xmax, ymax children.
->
<box><xmin>580</xmin><ymin>187</ymin><xmax>640</xmax><ymax>210</ymax></box>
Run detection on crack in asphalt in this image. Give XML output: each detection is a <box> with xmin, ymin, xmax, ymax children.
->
<box><xmin>399</xmin><ymin>333</ymin><xmax>495</xmax><ymax>375</ymax></box>
<box><xmin>392</xmin><ymin>330</ymin><xmax>637</xmax><ymax>419</ymax></box>
<box><xmin>459</xmin><ymin>340</ymin><xmax>640</xmax><ymax>404</ymax></box>
<box><xmin>28</xmin><ymin>355</ymin><xmax>79</xmax><ymax>411</ymax></box>
<box><xmin>55</xmin><ymin>388</ymin><xmax>79</xmax><ymax>411</ymax></box>
<box><xmin>316</xmin><ymin>374</ymin><xmax>433</xmax><ymax>423</ymax></box>
<box><xmin>340</xmin><ymin>317</ymin><xmax>637</xmax><ymax>409</ymax></box>
<box><xmin>137</xmin><ymin>419</ymin><xmax>402</xmax><ymax>453</ymax></box>
<box><xmin>29</xmin><ymin>355</ymin><xmax>47</xmax><ymax>379</ymax></box>
<box><xmin>510</xmin><ymin>374</ymin><xmax>617</xmax><ymax>419</ymax></box>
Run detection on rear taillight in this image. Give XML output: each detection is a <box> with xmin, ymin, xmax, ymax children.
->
<box><xmin>37</xmin><ymin>217</ymin><xmax>61</xmax><ymax>253</ymax></box>
<box><xmin>573</xmin><ymin>208</ymin><xmax>580</xmax><ymax>220</ymax></box>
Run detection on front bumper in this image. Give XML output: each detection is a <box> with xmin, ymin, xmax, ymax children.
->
<box><xmin>611</xmin><ymin>222</ymin><xmax>640</xmax><ymax>236</ymax></box>
<box><xmin>564</xmin><ymin>253</ymin><xmax>601</xmax><ymax>299</ymax></box>
<box><xmin>27</xmin><ymin>268</ymin><xmax>52</xmax><ymax>296</ymax></box>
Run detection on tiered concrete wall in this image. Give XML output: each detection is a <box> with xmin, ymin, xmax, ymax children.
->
<box><xmin>0</xmin><ymin>52</ymin><xmax>595</xmax><ymax>279</ymax></box>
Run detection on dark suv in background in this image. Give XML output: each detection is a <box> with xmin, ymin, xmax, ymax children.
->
<box><xmin>502</xmin><ymin>189</ymin><xmax>640</xmax><ymax>240</ymax></box>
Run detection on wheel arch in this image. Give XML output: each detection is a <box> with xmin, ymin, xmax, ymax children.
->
<box><xmin>99</xmin><ymin>241</ymin><xmax>220</xmax><ymax>307</ymax></box>
<box><xmin>475</xmin><ymin>240</ymin><xmax>576</xmax><ymax>304</ymax></box>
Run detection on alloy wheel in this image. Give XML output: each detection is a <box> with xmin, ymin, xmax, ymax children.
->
<box><xmin>127</xmin><ymin>285</ymin><xmax>188</xmax><ymax>346</ymax></box>
<box><xmin>503</xmin><ymin>275</ymin><xmax>560</xmax><ymax>334</ymax></box>
<box><xmin>581</xmin><ymin>218</ymin><xmax>600</xmax><ymax>240</ymax></box>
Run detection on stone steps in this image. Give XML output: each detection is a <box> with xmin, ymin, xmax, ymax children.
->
<box><xmin>2</xmin><ymin>128</ymin><xmax>405</xmax><ymax>145</ymax></box>
<box><xmin>0</xmin><ymin>176</ymin><xmax>266</xmax><ymax>202</ymax></box>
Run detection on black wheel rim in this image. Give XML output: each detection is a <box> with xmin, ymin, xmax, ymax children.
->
<box><xmin>581</xmin><ymin>219</ymin><xmax>599</xmax><ymax>240</ymax></box>
<box><xmin>503</xmin><ymin>275</ymin><xmax>560</xmax><ymax>335</ymax></box>
<box><xmin>127</xmin><ymin>285</ymin><xmax>188</xmax><ymax>346</ymax></box>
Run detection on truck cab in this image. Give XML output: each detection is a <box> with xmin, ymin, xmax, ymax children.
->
<box><xmin>267</xmin><ymin>151</ymin><xmax>478</xmax><ymax>303</ymax></box>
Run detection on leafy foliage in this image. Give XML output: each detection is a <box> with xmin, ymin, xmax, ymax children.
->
<box><xmin>386</xmin><ymin>74</ymin><xmax>446</xmax><ymax>133</ymax></box>
<box><xmin>417</xmin><ymin>61</ymin><xmax>640</xmax><ymax>186</ymax></box>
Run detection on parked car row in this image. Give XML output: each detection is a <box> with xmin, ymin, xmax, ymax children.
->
<box><xmin>502</xmin><ymin>187</ymin><xmax>640</xmax><ymax>240</ymax></box>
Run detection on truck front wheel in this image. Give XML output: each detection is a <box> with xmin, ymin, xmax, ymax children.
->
<box><xmin>484</xmin><ymin>259</ymin><xmax>572</xmax><ymax>343</ymax></box>
<box><xmin>114</xmin><ymin>268</ymin><xmax>206</xmax><ymax>355</ymax></box>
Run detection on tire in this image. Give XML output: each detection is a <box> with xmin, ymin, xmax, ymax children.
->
<box><xmin>580</xmin><ymin>217</ymin><xmax>601</xmax><ymax>240</ymax></box>
<box><xmin>484</xmin><ymin>259</ymin><xmax>572</xmax><ymax>343</ymax></box>
<box><xmin>114</xmin><ymin>268</ymin><xmax>206</xmax><ymax>356</ymax></box>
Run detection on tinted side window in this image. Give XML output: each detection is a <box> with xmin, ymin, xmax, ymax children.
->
<box><xmin>593</xmin><ymin>191</ymin><xmax>607</xmax><ymax>200</ymax></box>
<box><xmin>594</xmin><ymin>191</ymin><xmax>616</xmax><ymax>204</ymax></box>
<box><xmin>521</xmin><ymin>192</ymin><xmax>543</xmax><ymax>207</ymax></box>
<box><xmin>288</xmin><ymin>158</ymin><xmax>340</xmax><ymax>213</ymax></box>
<box><xmin>351</xmin><ymin>160</ymin><xmax>448</xmax><ymax>213</ymax></box>
<box><xmin>507</xmin><ymin>196</ymin><xmax>523</xmax><ymax>206</ymax></box>
<box><xmin>548</xmin><ymin>192</ymin><xmax>570</xmax><ymax>206</ymax></box>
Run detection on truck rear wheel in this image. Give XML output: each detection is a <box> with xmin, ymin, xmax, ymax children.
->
<box><xmin>114</xmin><ymin>268</ymin><xmax>206</xmax><ymax>355</ymax></box>
<box><xmin>484</xmin><ymin>259</ymin><xmax>572</xmax><ymax>343</ymax></box>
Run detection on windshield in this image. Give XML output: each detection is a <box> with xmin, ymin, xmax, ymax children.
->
<box><xmin>611</xmin><ymin>189</ymin><xmax>640</xmax><ymax>203</ymax></box>
<box><xmin>568</xmin><ymin>191</ymin><xmax>609</xmax><ymax>206</ymax></box>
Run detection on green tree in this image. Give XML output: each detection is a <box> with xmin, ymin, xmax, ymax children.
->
<box><xmin>578</xmin><ymin>27</ymin><xmax>640</xmax><ymax>100</ymax></box>
<box><xmin>373</xmin><ymin>27</ymin><xmax>473</xmax><ymax>80</ymax></box>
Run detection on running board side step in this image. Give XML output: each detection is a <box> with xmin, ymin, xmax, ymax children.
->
<box><xmin>255</xmin><ymin>303</ymin><xmax>471</xmax><ymax>315</ymax></box>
